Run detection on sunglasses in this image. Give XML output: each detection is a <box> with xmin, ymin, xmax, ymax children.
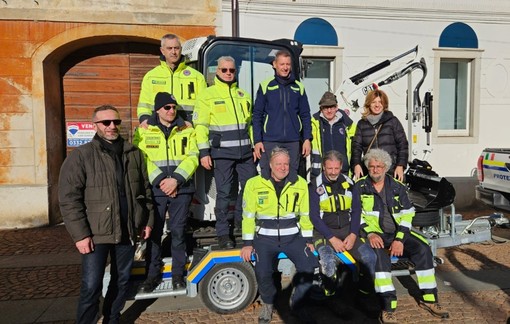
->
<box><xmin>163</xmin><ymin>105</ymin><xmax>177</xmax><ymax>111</ymax></box>
<box><xmin>220</xmin><ymin>68</ymin><xmax>236</xmax><ymax>73</ymax></box>
<box><xmin>95</xmin><ymin>119</ymin><xmax>121</xmax><ymax>127</ymax></box>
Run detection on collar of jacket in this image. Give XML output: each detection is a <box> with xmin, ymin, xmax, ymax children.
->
<box><xmin>313</xmin><ymin>109</ymin><xmax>353</xmax><ymax>127</ymax></box>
<box><xmin>274</xmin><ymin>72</ymin><xmax>296</xmax><ymax>86</ymax></box>
<box><xmin>91</xmin><ymin>135</ymin><xmax>133</xmax><ymax>154</ymax></box>
<box><xmin>159</xmin><ymin>56</ymin><xmax>187</xmax><ymax>73</ymax></box>
<box><xmin>214</xmin><ymin>75</ymin><xmax>238</xmax><ymax>89</ymax></box>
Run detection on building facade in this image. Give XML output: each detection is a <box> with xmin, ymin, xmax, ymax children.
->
<box><xmin>2</xmin><ymin>0</ymin><xmax>510</xmax><ymax>227</ymax></box>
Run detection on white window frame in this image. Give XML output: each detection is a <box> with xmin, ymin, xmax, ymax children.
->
<box><xmin>301</xmin><ymin>45</ymin><xmax>343</xmax><ymax>94</ymax></box>
<box><xmin>432</xmin><ymin>48</ymin><xmax>483</xmax><ymax>144</ymax></box>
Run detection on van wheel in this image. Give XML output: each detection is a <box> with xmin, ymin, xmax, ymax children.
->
<box><xmin>199</xmin><ymin>262</ymin><xmax>257</xmax><ymax>314</ymax></box>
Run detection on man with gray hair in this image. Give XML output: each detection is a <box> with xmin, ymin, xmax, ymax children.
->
<box><xmin>351</xmin><ymin>148</ymin><xmax>449</xmax><ymax>323</ymax></box>
<box><xmin>241</xmin><ymin>147</ymin><xmax>317</xmax><ymax>324</ymax></box>
<box><xmin>194</xmin><ymin>56</ymin><xmax>257</xmax><ymax>249</ymax></box>
<box><xmin>137</xmin><ymin>33</ymin><xmax>207</xmax><ymax>124</ymax></box>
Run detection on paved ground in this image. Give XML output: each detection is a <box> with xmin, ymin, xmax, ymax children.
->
<box><xmin>0</xmin><ymin>206</ymin><xmax>509</xmax><ymax>324</ymax></box>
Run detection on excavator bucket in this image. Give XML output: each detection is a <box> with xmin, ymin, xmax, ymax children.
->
<box><xmin>406</xmin><ymin>159</ymin><xmax>456</xmax><ymax>210</ymax></box>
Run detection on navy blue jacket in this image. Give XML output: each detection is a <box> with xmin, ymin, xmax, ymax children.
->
<box><xmin>252</xmin><ymin>73</ymin><xmax>312</xmax><ymax>144</ymax></box>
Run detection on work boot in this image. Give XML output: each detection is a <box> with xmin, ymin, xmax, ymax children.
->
<box><xmin>138</xmin><ymin>276</ymin><xmax>161</xmax><ymax>293</ymax></box>
<box><xmin>218</xmin><ymin>235</ymin><xmax>234</xmax><ymax>249</ymax></box>
<box><xmin>380</xmin><ymin>310</ymin><xmax>398</xmax><ymax>324</ymax></box>
<box><xmin>418</xmin><ymin>301</ymin><xmax>450</xmax><ymax>318</ymax></box>
<box><xmin>172</xmin><ymin>275</ymin><xmax>186</xmax><ymax>290</ymax></box>
<box><xmin>258</xmin><ymin>303</ymin><xmax>273</xmax><ymax>324</ymax></box>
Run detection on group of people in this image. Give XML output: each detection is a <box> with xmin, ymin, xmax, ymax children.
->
<box><xmin>58</xmin><ymin>33</ymin><xmax>448</xmax><ymax>324</ymax></box>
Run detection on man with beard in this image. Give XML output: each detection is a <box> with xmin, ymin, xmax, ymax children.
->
<box><xmin>309</xmin><ymin>150</ymin><xmax>375</xmax><ymax>297</ymax></box>
<box><xmin>134</xmin><ymin>92</ymin><xmax>199</xmax><ymax>292</ymax></box>
<box><xmin>59</xmin><ymin>105</ymin><xmax>154</xmax><ymax>323</ymax></box>
<box><xmin>351</xmin><ymin>149</ymin><xmax>449</xmax><ymax>323</ymax></box>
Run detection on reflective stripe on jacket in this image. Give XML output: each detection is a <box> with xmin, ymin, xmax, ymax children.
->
<box><xmin>137</xmin><ymin>59</ymin><xmax>207</xmax><ymax>121</ymax></box>
<box><xmin>242</xmin><ymin>174</ymin><xmax>312</xmax><ymax>243</ymax></box>
<box><xmin>133</xmin><ymin>116</ymin><xmax>199</xmax><ymax>196</ymax></box>
<box><xmin>193</xmin><ymin>76</ymin><xmax>253</xmax><ymax>160</ymax></box>
<box><xmin>309</xmin><ymin>173</ymin><xmax>358</xmax><ymax>240</ymax></box>
<box><xmin>352</xmin><ymin>174</ymin><xmax>415</xmax><ymax>243</ymax></box>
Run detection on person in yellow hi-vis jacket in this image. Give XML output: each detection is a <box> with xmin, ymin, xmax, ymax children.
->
<box><xmin>351</xmin><ymin>149</ymin><xmax>449</xmax><ymax>324</ymax></box>
<box><xmin>137</xmin><ymin>34</ymin><xmax>206</xmax><ymax>125</ymax></box>
<box><xmin>193</xmin><ymin>56</ymin><xmax>258</xmax><ymax>249</ymax></box>
<box><xmin>240</xmin><ymin>147</ymin><xmax>318</xmax><ymax>324</ymax></box>
<box><xmin>310</xmin><ymin>91</ymin><xmax>356</xmax><ymax>180</ymax></box>
<box><xmin>134</xmin><ymin>92</ymin><xmax>199</xmax><ymax>293</ymax></box>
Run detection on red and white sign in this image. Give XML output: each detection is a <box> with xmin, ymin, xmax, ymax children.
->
<box><xmin>66</xmin><ymin>122</ymin><xmax>96</xmax><ymax>147</ymax></box>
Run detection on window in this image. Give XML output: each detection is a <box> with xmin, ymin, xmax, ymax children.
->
<box><xmin>438</xmin><ymin>59</ymin><xmax>471</xmax><ymax>135</ymax></box>
<box><xmin>433</xmin><ymin>22</ymin><xmax>482</xmax><ymax>144</ymax></box>
<box><xmin>300</xmin><ymin>45</ymin><xmax>343</xmax><ymax>115</ymax></box>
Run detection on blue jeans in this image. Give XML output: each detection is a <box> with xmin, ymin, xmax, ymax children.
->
<box><xmin>76</xmin><ymin>243</ymin><xmax>135</xmax><ymax>324</ymax></box>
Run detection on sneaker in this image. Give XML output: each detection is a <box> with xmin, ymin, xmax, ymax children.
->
<box><xmin>218</xmin><ymin>235</ymin><xmax>235</xmax><ymax>249</ymax></box>
<box><xmin>138</xmin><ymin>276</ymin><xmax>161</xmax><ymax>293</ymax></box>
<box><xmin>258</xmin><ymin>303</ymin><xmax>273</xmax><ymax>324</ymax></box>
<box><xmin>380</xmin><ymin>310</ymin><xmax>398</xmax><ymax>324</ymax></box>
<box><xmin>418</xmin><ymin>301</ymin><xmax>449</xmax><ymax>318</ymax></box>
<box><xmin>172</xmin><ymin>275</ymin><xmax>186</xmax><ymax>290</ymax></box>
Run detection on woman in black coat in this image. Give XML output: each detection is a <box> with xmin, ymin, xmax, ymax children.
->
<box><xmin>351</xmin><ymin>89</ymin><xmax>408</xmax><ymax>181</ymax></box>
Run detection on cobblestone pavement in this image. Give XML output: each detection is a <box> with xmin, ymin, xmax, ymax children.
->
<box><xmin>0</xmin><ymin>208</ymin><xmax>509</xmax><ymax>324</ymax></box>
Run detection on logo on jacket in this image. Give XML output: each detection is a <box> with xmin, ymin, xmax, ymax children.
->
<box><xmin>338</xmin><ymin>128</ymin><xmax>345</xmax><ymax>136</ymax></box>
<box><xmin>183</xmin><ymin>69</ymin><xmax>191</xmax><ymax>76</ymax></box>
<box><xmin>237</xmin><ymin>91</ymin><xmax>244</xmax><ymax>97</ymax></box>
<box><xmin>316</xmin><ymin>185</ymin><xmax>325</xmax><ymax>195</ymax></box>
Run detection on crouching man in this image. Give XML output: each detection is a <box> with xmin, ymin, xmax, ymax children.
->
<box><xmin>309</xmin><ymin>150</ymin><xmax>376</xmax><ymax>297</ymax></box>
<box><xmin>240</xmin><ymin>147</ymin><xmax>318</xmax><ymax>324</ymax></box>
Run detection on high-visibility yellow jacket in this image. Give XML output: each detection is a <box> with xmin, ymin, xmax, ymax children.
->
<box><xmin>137</xmin><ymin>59</ymin><xmax>207</xmax><ymax>122</ymax></box>
<box><xmin>352</xmin><ymin>174</ymin><xmax>416</xmax><ymax>243</ymax></box>
<box><xmin>242</xmin><ymin>173</ymin><xmax>313</xmax><ymax>245</ymax></box>
<box><xmin>133</xmin><ymin>115</ymin><xmax>199</xmax><ymax>197</ymax></box>
<box><xmin>310</xmin><ymin>110</ymin><xmax>356</xmax><ymax>178</ymax></box>
<box><xmin>193</xmin><ymin>76</ymin><xmax>253</xmax><ymax>160</ymax></box>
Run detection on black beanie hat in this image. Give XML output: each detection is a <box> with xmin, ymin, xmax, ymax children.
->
<box><xmin>154</xmin><ymin>92</ymin><xmax>178</xmax><ymax>111</ymax></box>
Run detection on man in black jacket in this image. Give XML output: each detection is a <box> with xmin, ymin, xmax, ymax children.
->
<box><xmin>59</xmin><ymin>105</ymin><xmax>154</xmax><ymax>324</ymax></box>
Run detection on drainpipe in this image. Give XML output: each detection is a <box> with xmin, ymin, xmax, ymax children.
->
<box><xmin>232</xmin><ymin>0</ymin><xmax>239</xmax><ymax>37</ymax></box>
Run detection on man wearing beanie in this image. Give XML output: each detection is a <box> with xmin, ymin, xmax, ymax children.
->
<box><xmin>134</xmin><ymin>92</ymin><xmax>199</xmax><ymax>292</ymax></box>
<box><xmin>310</xmin><ymin>91</ymin><xmax>355</xmax><ymax>179</ymax></box>
<box><xmin>193</xmin><ymin>56</ymin><xmax>257</xmax><ymax>249</ymax></box>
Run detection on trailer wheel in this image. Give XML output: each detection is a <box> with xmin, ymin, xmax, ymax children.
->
<box><xmin>199</xmin><ymin>262</ymin><xmax>257</xmax><ymax>314</ymax></box>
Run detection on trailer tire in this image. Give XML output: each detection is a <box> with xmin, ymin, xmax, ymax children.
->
<box><xmin>199</xmin><ymin>262</ymin><xmax>257</xmax><ymax>314</ymax></box>
<box><xmin>412</xmin><ymin>209</ymin><xmax>440</xmax><ymax>227</ymax></box>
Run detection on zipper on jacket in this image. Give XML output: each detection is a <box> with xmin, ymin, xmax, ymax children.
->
<box><xmin>229</xmin><ymin>85</ymin><xmax>243</xmax><ymax>158</ymax></box>
<box><xmin>181</xmin><ymin>137</ymin><xmax>187</xmax><ymax>155</ymax></box>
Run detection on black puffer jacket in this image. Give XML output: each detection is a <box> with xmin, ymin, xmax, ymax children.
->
<box><xmin>58</xmin><ymin>137</ymin><xmax>154</xmax><ymax>245</ymax></box>
<box><xmin>350</xmin><ymin>111</ymin><xmax>408</xmax><ymax>173</ymax></box>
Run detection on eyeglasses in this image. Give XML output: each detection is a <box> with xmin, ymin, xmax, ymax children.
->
<box><xmin>163</xmin><ymin>105</ymin><xmax>177</xmax><ymax>111</ymax></box>
<box><xmin>95</xmin><ymin>119</ymin><xmax>121</xmax><ymax>127</ymax></box>
<box><xmin>220</xmin><ymin>68</ymin><xmax>236</xmax><ymax>73</ymax></box>
<box><xmin>321</xmin><ymin>106</ymin><xmax>337</xmax><ymax>111</ymax></box>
